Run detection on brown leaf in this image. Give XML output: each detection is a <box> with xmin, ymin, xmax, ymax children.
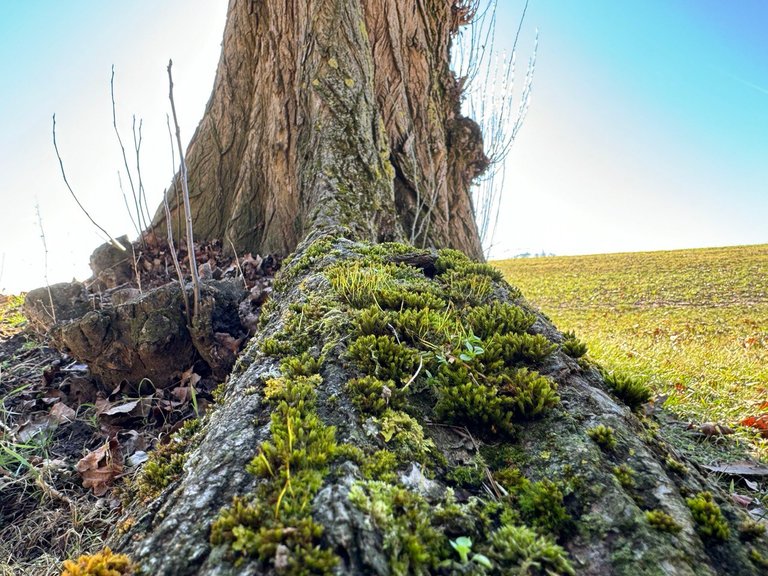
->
<box><xmin>214</xmin><ymin>332</ymin><xmax>243</xmax><ymax>354</ymax></box>
<box><xmin>49</xmin><ymin>402</ymin><xmax>76</xmax><ymax>424</ymax></box>
<box><xmin>730</xmin><ymin>493</ymin><xmax>754</xmax><ymax>507</ymax></box>
<box><xmin>75</xmin><ymin>437</ymin><xmax>123</xmax><ymax>496</ymax></box>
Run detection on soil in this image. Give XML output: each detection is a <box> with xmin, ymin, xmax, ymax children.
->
<box><xmin>0</xmin><ymin>236</ymin><xmax>278</xmax><ymax>575</ymax></box>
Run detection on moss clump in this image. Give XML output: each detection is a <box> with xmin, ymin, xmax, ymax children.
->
<box><xmin>561</xmin><ymin>331</ymin><xmax>588</xmax><ymax>358</ymax></box>
<box><xmin>518</xmin><ymin>479</ymin><xmax>571</xmax><ymax>536</ymax></box>
<box><xmin>280</xmin><ymin>352</ymin><xmax>323</xmax><ymax>377</ymax></box>
<box><xmin>433</xmin><ymin>365</ymin><xmax>558</xmax><ymax>435</ymax></box>
<box><xmin>360</xmin><ymin>449</ymin><xmax>398</xmax><ymax>482</ymax></box>
<box><xmin>347</xmin><ymin>335</ymin><xmax>421</xmax><ymax>382</ymax></box>
<box><xmin>60</xmin><ymin>547</ymin><xmax>132</xmax><ymax>576</ymax></box>
<box><xmin>612</xmin><ymin>464</ymin><xmax>635</xmax><ymax>489</ymax></box>
<box><xmin>464</xmin><ymin>301</ymin><xmax>535</xmax><ymax>339</ymax></box>
<box><xmin>738</xmin><ymin>519</ymin><xmax>766</xmax><ymax>541</ymax></box>
<box><xmin>135</xmin><ymin>418</ymin><xmax>201</xmax><ymax>501</ymax></box>
<box><xmin>447</xmin><ymin>462</ymin><xmax>486</xmax><ymax>489</ymax></box>
<box><xmin>349</xmin><ymin>481</ymin><xmax>443</xmax><ymax>575</ymax></box>
<box><xmin>603</xmin><ymin>371</ymin><xmax>652</xmax><ymax>411</ymax></box>
<box><xmin>686</xmin><ymin>491</ymin><xmax>730</xmax><ymax>541</ymax></box>
<box><xmin>377</xmin><ymin>410</ymin><xmax>436</xmax><ymax>463</ymax></box>
<box><xmin>664</xmin><ymin>457</ymin><xmax>689</xmax><ymax>476</ymax></box>
<box><xmin>587</xmin><ymin>424</ymin><xmax>617</xmax><ymax>451</ymax></box>
<box><xmin>346</xmin><ymin>376</ymin><xmax>403</xmax><ymax>415</ymax></box>
<box><xmin>489</xmin><ymin>524</ymin><xmax>575</xmax><ymax>575</ymax></box>
<box><xmin>645</xmin><ymin>510</ymin><xmax>682</xmax><ymax>533</ymax></box>
<box><xmin>749</xmin><ymin>548</ymin><xmax>768</xmax><ymax>569</ymax></box>
<box><xmin>211</xmin><ymin>375</ymin><xmax>339</xmax><ymax>573</ymax></box>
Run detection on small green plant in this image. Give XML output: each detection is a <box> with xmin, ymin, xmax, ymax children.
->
<box><xmin>449</xmin><ymin>536</ymin><xmax>492</xmax><ymax>569</ymax></box>
<box><xmin>561</xmin><ymin>331</ymin><xmax>587</xmax><ymax>358</ymax></box>
<box><xmin>613</xmin><ymin>464</ymin><xmax>635</xmax><ymax>489</ymax></box>
<box><xmin>645</xmin><ymin>509</ymin><xmax>682</xmax><ymax>533</ymax></box>
<box><xmin>518</xmin><ymin>479</ymin><xmax>571</xmax><ymax>535</ymax></box>
<box><xmin>587</xmin><ymin>424</ymin><xmax>617</xmax><ymax>451</ymax></box>
<box><xmin>459</xmin><ymin>333</ymin><xmax>485</xmax><ymax>362</ymax></box>
<box><xmin>664</xmin><ymin>457</ymin><xmax>689</xmax><ymax>476</ymax></box>
<box><xmin>686</xmin><ymin>491</ymin><xmax>730</xmax><ymax>541</ymax></box>
<box><xmin>738</xmin><ymin>519</ymin><xmax>766</xmax><ymax>541</ymax></box>
<box><xmin>347</xmin><ymin>334</ymin><xmax>420</xmax><ymax>382</ymax></box>
<box><xmin>465</xmin><ymin>301</ymin><xmax>535</xmax><ymax>339</ymax></box>
<box><xmin>489</xmin><ymin>524</ymin><xmax>575</xmax><ymax>575</ymax></box>
<box><xmin>603</xmin><ymin>371</ymin><xmax>652</xmax><ymax>411</ymax></box>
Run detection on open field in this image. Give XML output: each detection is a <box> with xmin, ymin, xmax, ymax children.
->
<box><xmin>495</xmin><ymin>244</ymin><xmax>768</xmax><ymax>459</ymax></box>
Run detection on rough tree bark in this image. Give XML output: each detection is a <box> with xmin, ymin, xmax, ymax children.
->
<box><xmin>102</xmin><ymin>1</ymin><xmax>767</xmax><ymax>575</ymax></box>
<box><xmin>151</xmin><ymin>0</ymin><xmax>486</xmax><ymax>260</ymax></box>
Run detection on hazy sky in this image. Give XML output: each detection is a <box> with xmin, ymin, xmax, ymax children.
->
<box><xmin>0</xmin><ymin>1</ymin><xmax>766</xmax><ymax>293</ymax></box>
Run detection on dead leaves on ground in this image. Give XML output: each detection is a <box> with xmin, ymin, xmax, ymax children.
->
<box><xmin>75</xmin><ymin>437</ymin><xmax>123</xmax><ymax>496</ymax></box>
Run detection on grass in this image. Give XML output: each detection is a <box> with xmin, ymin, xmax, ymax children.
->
<box><xmin>0</xmin><ymin>294</ymin><xmax>27</xmax><ymax>339</ymax></box>
<box><xmin>494</xmin><ymin>244</ymin><xmax>768</xmax><ymax>459</ymax></box>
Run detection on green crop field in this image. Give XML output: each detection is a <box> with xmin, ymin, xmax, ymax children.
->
<box><xmin>494</xmin><ymin>244</ymin><xmax>768</xmax><ymax>459</ymax></box>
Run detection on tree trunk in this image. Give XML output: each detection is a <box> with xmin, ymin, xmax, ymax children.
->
<box><xmin>151</xmin><ymin>0</ymin><xmax>486</xmax><ymax>260</ymax></box>
<box><xmin>104</xmin><ymin>1</ymin><xmax>767</xmax><ymax>575</ymax></box>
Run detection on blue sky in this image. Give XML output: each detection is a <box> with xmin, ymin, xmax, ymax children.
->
<box><xmin>0</xmin><ymin>1</ymin><xmax>766</xmax><ymax>292</ymax></box>
<box><xmin>491</xmin><ymin>0</ymin><xmax>767</xmax><ymax>257</ymax></box>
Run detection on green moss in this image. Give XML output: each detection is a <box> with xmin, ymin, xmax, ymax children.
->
<box><xmin>561</xmin><ymin>331</ymin><xmax>588</xmax><ymax>358</ymax></box>
<box><xmin>587</xmin><ymin>424</ymin><xmax>617</xmax><ymax>451</ymax></box>
<box><xmin>686</xmin><ymin>491</ymin><xmax>730</xmax><ymax>541</ymax></box>
<box><xmin>347</xmin><ymin>334</ymin><xmax>421</xmax><ymax>382</ymax></box>
<box><xmin>488</xmin><ymin>524</ymin><xmax>575</xmax><ymax>575</ymax></box>
<box><xmin>280</xmin><ymin>352</ymin><xmax>323</xmax><ymax>377</ymax></box>
<box><xmin>135</xmin><ymin>418</ymin><xmax>201</xmax><ymax>501</ymax></box>
<box><xmin>603</xmin><ymin>371</ymin><xmax>652</xmax><ymax>411</ymax></box>
<box><xmin>447</xmin><ymin>460</ymin><xmax>486</xmax><ymax>489</ymax></box>
<box><xmin>518</xmin><ymin>479</ymin><xmax>571</xmax><ymax>536</ymax></box>
<box><xmin>377</xmin><ymin>410</ymin><xmax>436</xmax><ymax>463</ymax></box>
<box><xmin>464</xmin><ymin>302</ymin><xmax>535</xmax><ymax>339</ymax></box>
<box><xmin>612</xmin><ymin>464</ymin><xmax>635</xmax><ymax>489</ymax></box>
<box><xmin>749</xmin><ymin>548</ymin><xmax>768</xmax><ymax>569</ymax></box>
<box><xmin>433</xmin><ymin>363</ymin><xmax>558</xmax><ymax>435</ymax></box>
<box><xmin>211</xmin><ymin>374</ymin><xmax>340</xmax><ymax>573</ymax></box>
<box><xmin>348</xmin><ymin>481</ymin><xmax>443</xmax><ymax>575</ymax></box>
<box><xmin>738</xmin><ymin>519</ymin><xmax>766</xmax><ymax>541</ymax></box>
<box><xmin>360</xmin><ymin>449</ymin><xmax>399</xmax><ymax>482</ymax></box>
<box><xmin>664</xmin><ymin>457</ymin><xmax>689</xmax><ymax>476</ymax></box>
<box><xmin>346</xmin><ymin>376</ymin><xmax>404</xmax><ymax>415</ymax></box>
<box><xmin>645</xmin><ymin>510</ymin><xmax>682</xmax><ymax>533</ymax></box>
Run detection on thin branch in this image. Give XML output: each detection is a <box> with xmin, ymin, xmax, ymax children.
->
<box><xmin>165</xmin><ymin>114</ymin><xmax>191</xmax><ymax>323</ymax></box>
<box><xmin>167</xmin><ymin>60</ymin><xmax>201</xmax><ymax>319</ymax></box>
<box><xmin>111</xmin><ymin>67</ymin><xmax>148</xmax><ymax>249</ymax></box>
<box><xmin>51</xmin><ymin>115</ymin><xmax>125</xmax><ymax>251</ymax></box>
<box><xmin>34</xmin><ymin>204</ymin><xmax>56</xmax><ymax>324</ymax></box>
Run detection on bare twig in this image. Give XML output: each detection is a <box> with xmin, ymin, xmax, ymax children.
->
<box><xmin>452</xmin><ymin>0</ymin><xmax>537</xmax><ymax>256</ymax></box>
<box><xmin>51</xmin><ymin>115</ymin><xmax>125</xmax><ymax>251</ymax></box>
<box><xmin>165</xmin><ymin>114</ymin><xmax>191</xmax><ymax>322</ymax></box>
<box><xmin>110</xmin><ymin>67</ymin><xmax>147</xmax><ymax>244</ymax></box>
<box><xmin>167</xmin><ymin>60</ymin><xmax>201</xmax><ymax>319</ymax></box>
<box><xmin>34</xmin><ymin>204</ymin><xmax>56</xmax><ymax>324</ymax></box>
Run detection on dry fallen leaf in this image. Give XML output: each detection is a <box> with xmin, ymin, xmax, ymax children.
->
<box><xmin>49</xmin><ymin>402</ymin><xmax>76</xmax><ymax>424</ymax></box>
<box><xmin>75</xmin><ymin>437</ymin><xmax>123</xmax><ymax>496</ymax></box>
<box><xmin>702</xmin><ymin>461</ymin><xmax>768</xmax><ymax>476</ymax></box>
<box><xmin>730</xmin><ymin>493</ymin><xmax>754</xmax><ymax>508</ymax></box>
